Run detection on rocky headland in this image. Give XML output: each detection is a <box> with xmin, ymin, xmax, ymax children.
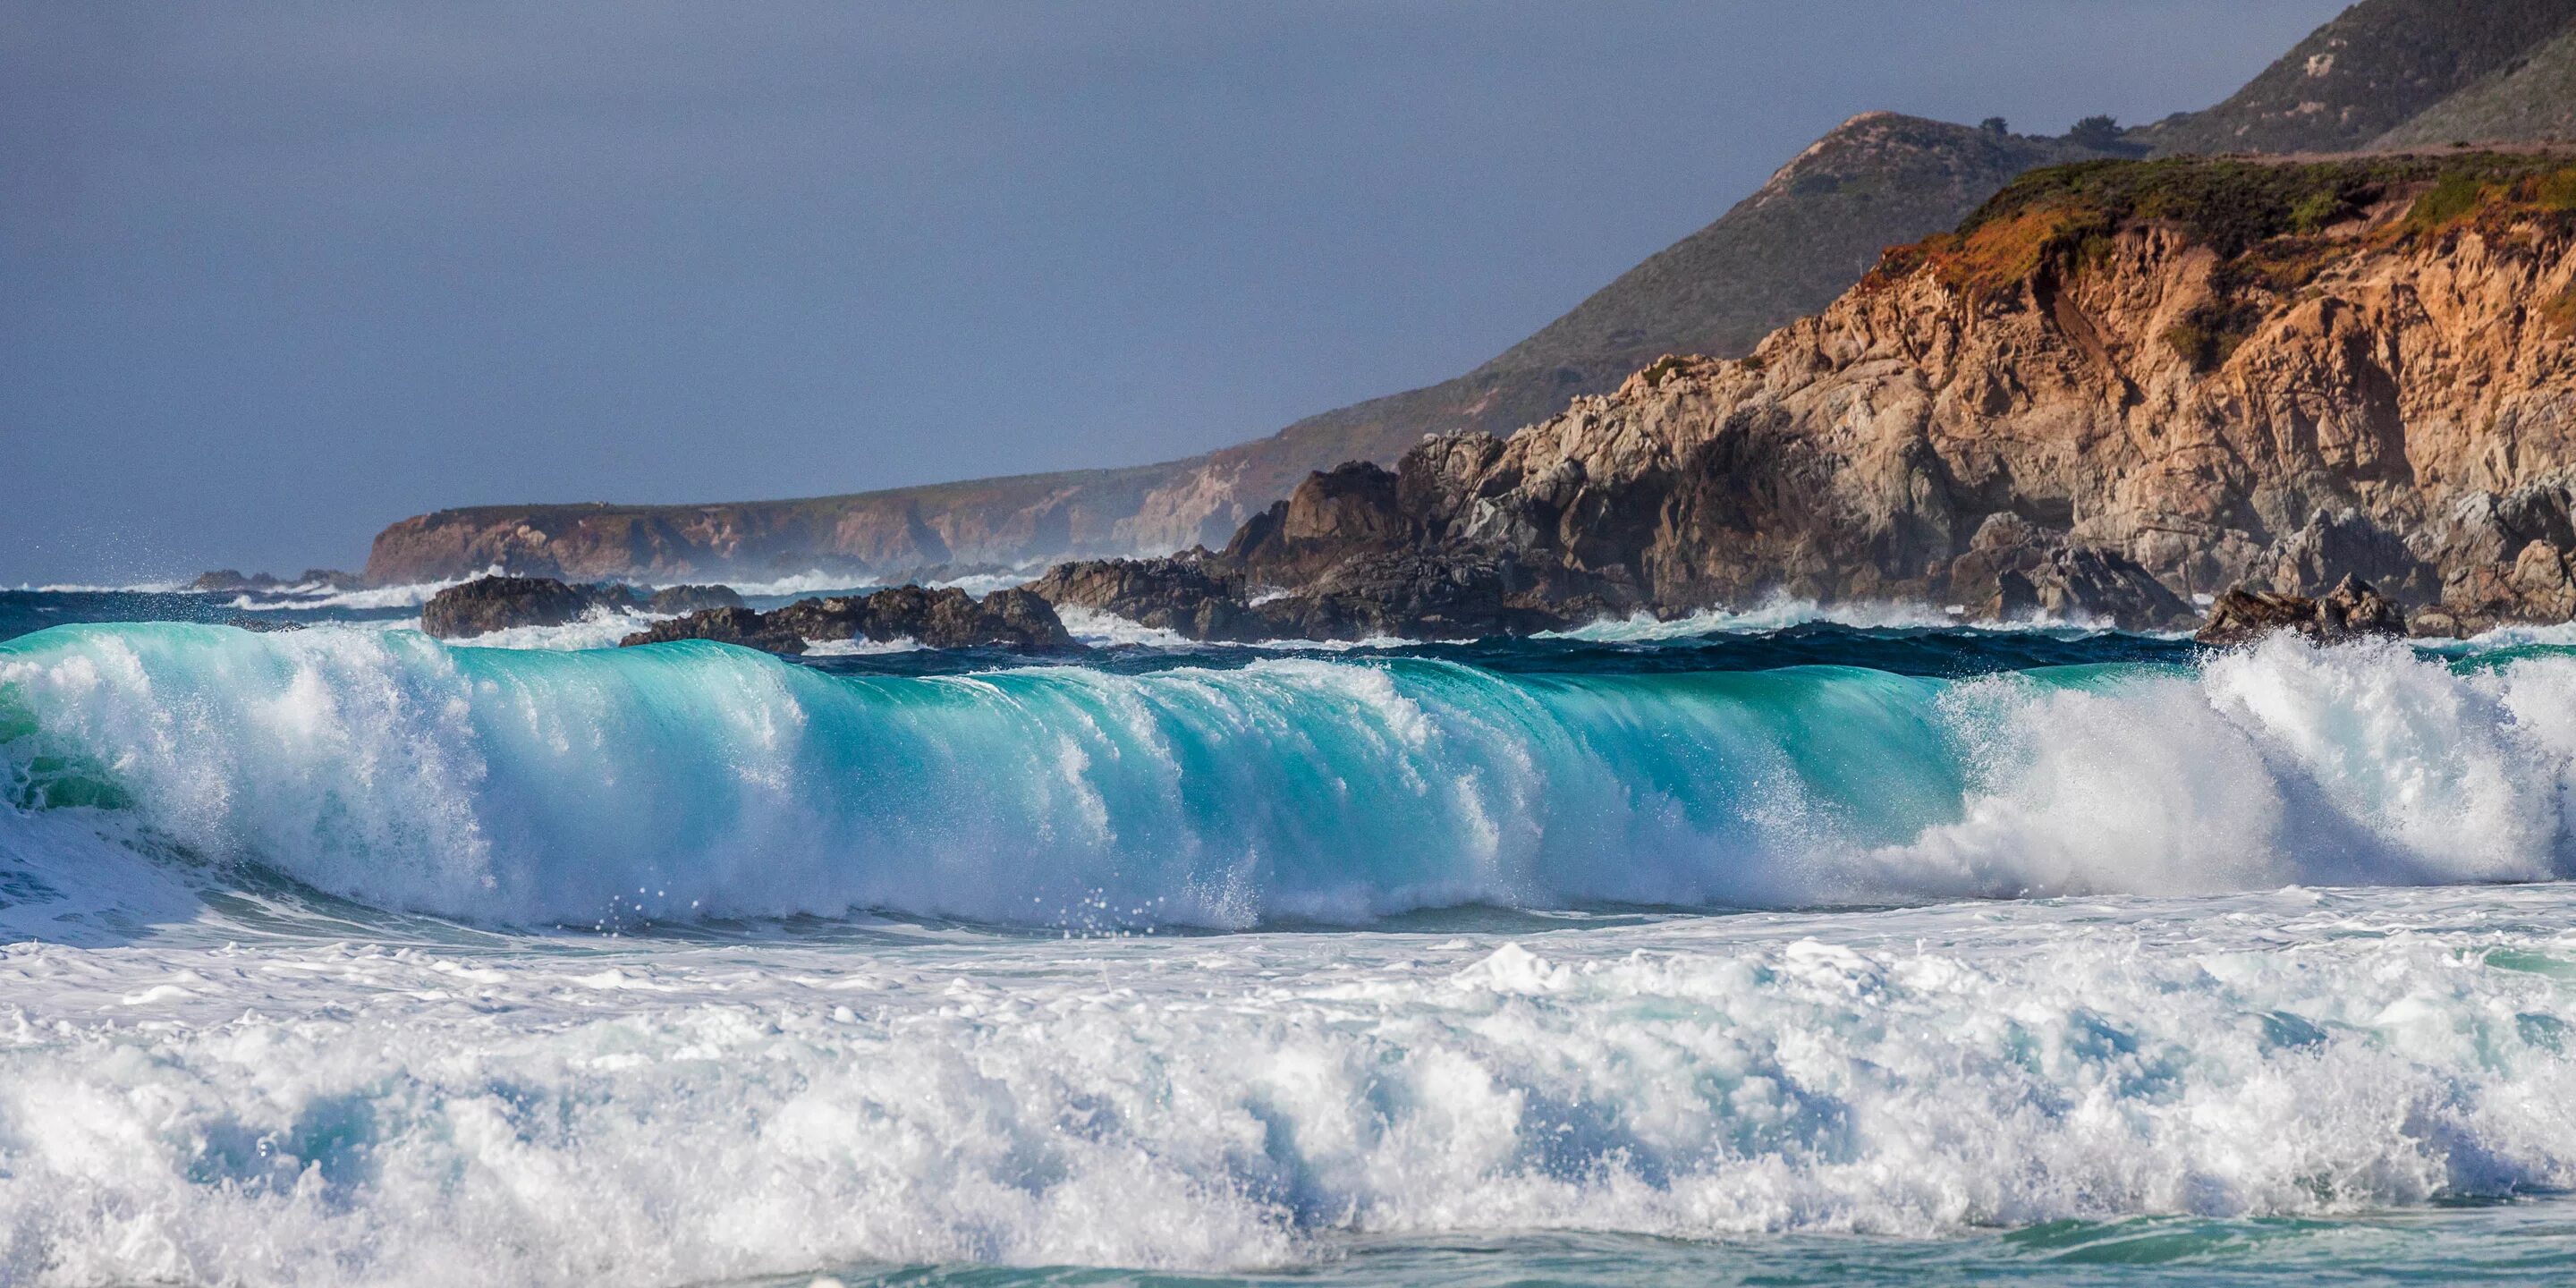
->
<box><xmin>1030</xmin><ymin>153</ymin><xmax>2576</xmax><ymax>640</ymax></box>
<box><xmin>352</xmin><ymin>0</ymin><xmax>2576</xmax><ymax>591</ymax></box>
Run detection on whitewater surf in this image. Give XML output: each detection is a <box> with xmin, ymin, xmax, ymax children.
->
<box><xmin>5</xmin><ymin>608</ymin><xmax>2576</xmax><ymax>1285</ymax></box>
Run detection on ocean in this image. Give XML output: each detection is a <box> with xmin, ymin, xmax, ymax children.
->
<box><xmin>4</xmin><ymin>582</ymin><xmax>2576</xmax><ymax>1285</ymax></box>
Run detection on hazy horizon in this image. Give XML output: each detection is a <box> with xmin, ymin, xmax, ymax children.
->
<box><xmin>3</xmin><ymin>0</ymin><xmax>2347</xmax><ymax>584</ymax></box>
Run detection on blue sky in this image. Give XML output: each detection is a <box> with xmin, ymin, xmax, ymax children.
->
<box><xmin>1</xmin><ymin>1</ymin><xmax>2346</xmax><ymax>583</ymax></box>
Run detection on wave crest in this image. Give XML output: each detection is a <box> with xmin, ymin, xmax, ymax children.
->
<box><xmin>3</xmin><ymin>625</ymin><xmax>2574</xmax><ymax>929</ymax></box>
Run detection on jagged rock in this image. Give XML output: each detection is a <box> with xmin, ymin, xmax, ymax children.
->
<box><xmin>2026</xmin><ymin>547</ymin><xmax>2199</xmax><ymax>630</ymax></box>
<box><xmin>1182</xmin><ymin>155</ymin><xmax>2576</xmax><ymax>635</ymax></box>
<box><xmin>421</xmin><ymin>576</ymin><xmax>637</xmax><ymax>638</ymax></box>
<box><xmin>618</xmin><ymin>586</ymin><xmax>1073</xmax><ymax>654</ymax></box>
<box><xmin>1225</xmin><ymin>462</ymin><xmax>1412</xmax><ymax>586</ymax></box>
<box><xmin>980</xmin><ymin>588</ymin><xmax>1079</xmax><ymax>649</ymax></box>
<box><xmin>2318</xmin><ymin>573</ymin><xmax>2410</xmax><ymax>638</ymax></box>
<box><xmin>643</xmin><ymin>584</ymin><xmax>743</xmax><ymax>614</ymax></box>
<box><xmin>2196</xmin><ymin>575</ymin><xmax>2408</xmax><ymax>646</ymax></box>
<box><xmin>1026</xmin><ymin>555</ymin><xmax>1268</xmax><ymax>642</ymax></box>
<box><xmin>1252</xmin><ymin>549</ymin><xmax>1570</xmax><ymax>640</ymax></box>
<box><xmin>191</xmin><ymin>568</ymin><xmax>367</xmax><ymax>593</ymax></box>
<box><xmin>2197</xmin><ymin>588</ymin><xmax>2325</xmax><ymax>646</ymax></box>
<box><xmin>618</xmin><ymin>606</ymin><xmax>802</xmax><ymax>653</ymax></box>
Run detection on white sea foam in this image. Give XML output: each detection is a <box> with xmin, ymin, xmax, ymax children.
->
<box><xmin>802</xmin><ymin>636</ymin><xmax>924</xmax><ymax>657</ymax></box>
<box><xmin>1054</xmin><ymin>605</ymin><xmax>1433</xmax><ymax>652</ymax></box>
<box><xmin>21</xmin><ymin>580</ymin><xmax>191</xmax><ymax>594</ymax></box>
<box><xmin>1054</xmin><ymin>605</ymin><xmax>1197</xmax><ymax>648</ymax></box>
<box><xmin>440</xmin><ymin>607</ymin><xmax>675</xmax><ymax>651</ymax></box>
<box><xmin>926</xmin><ymin>572</ymin><xmax>1039</xmax><ymax>597</ymax></box>
<box><xmin>707</xmin><ymin>571</ymin><xmax>882</xmax><ymax>598</ymax></box>
<box><xmin>2</xmin><ymin>887</ymin><xmax>2574</xmax><ymax>1284</ymax></box>
<box><xmin>224</xmin><ymin>580</ymin><xmax>470</xmax><ymax>612</ymax></box>
<box><xmin>1546</xmin><ymin>594</ymin><xmax>2092</xmax><ymax>640</ymax></box>
<box><xmin>704</xmin><ymin>569</ymin><xmax>1038</xmax><ymax>599</ymax></box>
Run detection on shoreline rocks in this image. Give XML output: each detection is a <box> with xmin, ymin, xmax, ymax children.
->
<box><xmin>419</xmin><ymin>576</ymin><xmax>744</xmax><ymax>639</ymax></box>
<box><xmin>191</xmin><ymin>568</ymin><xmax>366</xmax><ymax>594</ymax></box>
<box><xmin>2194</xmin><ymin>575</ymin><xmax>2410</xmax><ymax>647</ymax></box>
<box><xmin>618</xmin><ymin>585</ymin><xmax>1073</xmax><ymax>654</ymax></box>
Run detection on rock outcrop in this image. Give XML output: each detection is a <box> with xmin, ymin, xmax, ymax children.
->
<box><xmin>642</xmin><ymin>584</ymin><xmax>743</xmax><ymax>614</ymax></box>
<box><xmin>1037</xmin><ymin>153</ymin><xmax>2576</xmax><ymax>640</ymax></box>
<box><xmin>619</xmin><ymin>586</ymin><xmax>1072</xmax><ymax>655</ymax></box>
<box><xmin>2196</xmin><ymin>574</ymin><xmax>2410</xmax><ymax>645</ymax></box>
<box><xmin>420</xmin><ymin>577</ymin><xmax>630</xmax><ymax>638</ymax></box>
<box><xmin>419</xmin><ymin>576</ymin><xmax>742</xmax><ymax>638</ymax></box>
<box><xmin>191</xmin><ymin>568</ymin><xmax>366</xmax><ymax>593</ymax></box>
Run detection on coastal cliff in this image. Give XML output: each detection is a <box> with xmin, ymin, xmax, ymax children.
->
<box><xmin>1036</xmin><ymin>153</ymin><xmax>2576</xmax><ymax>636</ymax></box>
<box><xmin>356</xmin><ymin>1</ymin><xmax>2576</xmax><ymax>588</ymax></box>
<box><xmin>361</xmin><ymin>114</ymin><xmax>2115</xmax><ymax>584</ymax></box>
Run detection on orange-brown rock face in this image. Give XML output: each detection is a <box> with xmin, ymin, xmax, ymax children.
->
<box><xmin>1381</xmin><ymin>155</ymin><xmax>2576</xmax><ymax>631</ymax></box>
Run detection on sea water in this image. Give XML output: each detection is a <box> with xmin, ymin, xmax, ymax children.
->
<box><xmin>4</xmin><ymin>589</ymin><xmax>2576</xmax><ymax>1285</ymax></box>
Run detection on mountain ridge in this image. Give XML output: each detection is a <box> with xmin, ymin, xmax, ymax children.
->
<box><xmin>362</xmin><ymin>0</ymin><xmax>2576</xmax><ymax>587</ymax></box>
<box><xmin>1030</xmin><ymin>151</ymin><xmax>2576</xmax><ymax>638</ymax></box>
<box><xmin>365</xmin><ymin>114</ymin><xmax>2114</xmax><ymax>582</ymax></box>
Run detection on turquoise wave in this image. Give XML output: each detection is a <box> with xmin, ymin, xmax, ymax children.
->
<box><xmin>3</xmin><ymin>623</ymin><xmax>2572</xmax><ymax>928</ymax></box>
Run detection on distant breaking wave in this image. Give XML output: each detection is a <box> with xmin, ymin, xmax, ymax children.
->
<box><xmin>4</xmin><ymin>623</ymin><xmax>2574</xmax><ymax>933</ymax></box>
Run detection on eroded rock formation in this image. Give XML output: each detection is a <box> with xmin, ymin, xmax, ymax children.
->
<box><xmin>419</xmin><ymin>576</ymin><xmax>743</xmax><ymax>638</ymax></box>
<box><xmin>618</xmin><ymin>586</ymin><xmax>1072</xmax><ymax>654</ymax></box>
<box><xmin>1037</xmin><ymin>154</ymin><xmax>2576</xmax><ymax>640</ymax></box>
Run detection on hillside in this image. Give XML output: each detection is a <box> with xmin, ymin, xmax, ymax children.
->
<box><xmin>2376</xmin><ymin>22</ymin><xmax>2576</xmax><ymax>148</ymax></box>
<box><xmin>1034</xmin><ymin>152</ymin><xmax>2576</xmax><ymax>638</ymax></box>
<box><xmin>366</xmin><ymin>1</ymin><xmax>2576</xmax><ymax>588</ymax></box>
<box><xmin>364</xmin><ymin>114</ymin><xmax>2112</xmax><ymax>583</ymax></box>
<box><xmin>2131</xmin><ymin>0</ymin><xmax>2576</xmax><ymax>156</ymax></box>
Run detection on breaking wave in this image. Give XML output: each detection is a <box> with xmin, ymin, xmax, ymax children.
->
<box><xmin>4</xmin><ymin>623</ymin><xmax>2573</xmax><ymax>932</ymax></box>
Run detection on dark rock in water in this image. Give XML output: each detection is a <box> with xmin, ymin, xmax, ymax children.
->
<box><xmin>1025</xmin><ymin>554</ymin><xmax>1265</xmax><ymax>642</ymax></box>
<box><xmin>422</xmin><ymin>575</ymin><xmax>637</xmax><ymax>638</ymax></box>
<box><xmin>618</xmin><ymin>586</ymin><xmax>1073</xmax><ymax>654</ymax></box>
<box><xmin>1255</xmin><ymin>549</ymin><xmax>1571</xmax><ymax>640</ymax></box>
<box><xmin>192</xmin><ymin>568</ymin><xmax>368</xmax><ymax>593</ymax></box>
<box><xmin>769</xmin><ymin>585</ymin><xmax>1075</xmax><ymax>650</ymax></box>
<box><xmin>2198</xmin><ymin>587</ymin><xmax>2318</xmax><ymax>645</ymax></box>
<box><xmin>2317</xmin><ymin>573</ymin><xmax>2408</xmax><ymax>639</ymax></box>
<box><xmin>980</xmin><ymin>587</ymin><xmax>1076</xmax><ymax>649</ymax></box>
<box><xmin>644</xmin><ymin>584</ymin><xmax>743</xmax><ymax>614</ymax></box>
<box><xmin>2196</xmin><ymin>575</ymin><xmax>2408</xmax><ymax>646</ymax></box>
<box><xmin>2030</xmin><ymin>547</ymin><xmax>2197</xmax><ymax>629</ymax></box>
<box><xmin>618</xmin><ymin>606</ymin><xmax>802</xmax><ymax>653</ymax></box>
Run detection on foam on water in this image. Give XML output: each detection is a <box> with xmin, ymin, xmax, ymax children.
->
<box><xmin>1547</xmin><ymin>597</ymin><xmax>1967</xmax><ymax>640</ymax></box>
<box><xmin>1056</xmin><ymin>605</ymin><xmax>1437</xmax><ymax>652</ymax></box>
<box><xmin>4</xmin><ymin>889</ymin><xmax>2575</xmax><ymax>1284</ymax></box>
<box><xmin>11</xmin><ymin>617</ymin><xmax>2576</xmax><ymax>1284</ymax></box>
<box><xmin>223</xmin><ymin>577</ymin><xmax>481</xmax><ymax>613</ymax></box>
